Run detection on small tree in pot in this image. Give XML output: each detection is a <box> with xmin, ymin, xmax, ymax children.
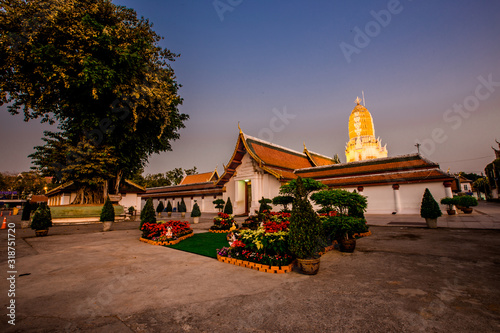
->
<box><xmin>100</xmin><ymin>196</ymin><xmax>115</xmax><ymax>232</ymax></box>
<box><xmin>156</xmin><ymin>201</ymin><xmax>164</xmax><ymax>217</ymax></box>
<box><xmin>191</xmin><ymin>202</ymin><xmax>201</xmax><ymax>223</ymax></box>
<box><xmin>420</xmin><ymin>188</ymin><xmax>442</xmax><ymax>228</ymax></box>
<box><xmin>224</xmin><ymin>197</ymin><xmax>233</xmax><ymax>215</ymax></box>
<box><xmin>166</xmin><ymin>201</ymin><xmax>173</xmax><ymax>217</ymax></box>
<box><xmin>179</xmin><ymin>198</ymin><xmax>187</xmax><ymax>217</ymax></box>
<box><xmin>288</xmin><ymin>177</ymin><xmax>323</xmax><ymax>275</ymax></box>
<box><xmin>31</xmin><ymin>203</ymin><xmax>52</xmax><ymax>237</ymax></box>
<box><xmin>213</xmin><ymin>199</ymin><xmax>225</xmax><ymax>212</ymax></box>
<box><xmin>456</xmin><ymin>195</ymin><xmax>478</xmax><ymax>214</ymax></box>
<box><xmin>140</xmin><ymin>198</ymin><xmax>156</xmax><ymax>230</ymax></box>
<box><xmin>440</xmin><ymin>197</ymin><xmax>457</xmax><ymax>215</ymax></box>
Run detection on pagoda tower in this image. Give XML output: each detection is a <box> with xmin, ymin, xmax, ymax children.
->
<box><xmin>345</xmin><ymin>97</ymin><xmax>388</xmax><ymax>163</ymax></box>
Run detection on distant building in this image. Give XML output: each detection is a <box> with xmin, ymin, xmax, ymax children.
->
<box><xmin>485</xmin><ymin>140</ymin><xmax>500</xmax><ymax>199</ymax></box>
<box><xmin>345</xmin><ymin>97</ymin><xmax>388</xmax><ymax>163</ymax></box>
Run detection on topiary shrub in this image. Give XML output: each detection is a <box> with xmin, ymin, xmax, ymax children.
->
<box><xmin>166</xmin><ymin>201</ymin><xmax>173</xmax><ymax>213</ymax></box>
<box><xmin>456</xmin><ymin>195</ymin><xmax>478</xmax><ymax>208</ymax></box>
<box><xmin>140</xmin><ymin>198</ymin><xmax>156</xmax><ymax>229</ymax></box>
<box><xmin>224</xmin><ymin>197</ymin><xmax>233</xmax><ymax>214</ymax></box>
<box><xmin>100</xmin><ymin>196</ymin><xmax>115</xmax><ymax>222</ymax></box>
<box><xmin>420</xmin><ymin>188</ymin><xmax>442</xmax><ymax>219</ymax></box>
<box><xmin>191</xmin><ymin>202</ymin><xmax>201</xmax><ymax>217</ymax></box>
<box><xmin>30</xmin><ymin>203</ymin><xmax>52</xmax><ymax>231</ymax></box>
<box><xmin>272</xmin><ymin>195</ymin><xmax>293</xmax><ymax>212</ymax></box>
<box><xmin>440</xmin><ymin>197</ymin><xmax>457</xmax><ymax>210</ymax></box>
<box><xmin>156</xmin><ymin>201</ymin><xmax>164</xmax><ymax>214</ymax></box>
<box><xmin>258</xmin><ymin>197</ymin><xmax>272</xmax><ymax>213</ymax></box>
<box><xmin>288</xmin><ymin>177</ymin><xmax>323</xmax><ymax>259</ymax></box>
<box><xmin>179</xmin><ymin>198</ymin><xmax>187</xmax><ymax>213</ymax></box>
<box><xmin>213</xmin><ymin>199</ymin><xmax>225</xmax><ymax>212</ymax></box>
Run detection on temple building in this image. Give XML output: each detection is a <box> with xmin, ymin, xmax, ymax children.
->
<box><xmin>345</xmin><ymin>97</ymin><xmax>388</xmax><ymax>163</ymax></box>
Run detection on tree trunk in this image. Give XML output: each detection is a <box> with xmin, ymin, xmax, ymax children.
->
<box><xmin>103</xmin><ymin>180</ymin><xmax>109</xmax><ymax>200</ymax></box>
<box><xmin>115</xmin><ymin>171</ymin><xmax>123</xmax><ymax>195</ymax></box>
<box><xmin>71</xmin><ymin>185</ymin><xmax>103</xmax><ymax>204</ymax></box>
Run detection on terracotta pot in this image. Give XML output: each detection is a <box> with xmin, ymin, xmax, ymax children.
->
<box><xmin>35</xmin><ymin>229</ymin><xmax>48</xmax><ymax>237</ymax></box>
<box><xmin>461</xmin><ymin>207</ymin><xmax>473</xmax><ymax>214</ymax></box>
<box><xmin>425</xmin><ymin>218</ymin><xmax>438</xmax><ymax>229</ymax></box>
<box><xmin>102</xmin><ymin>221</ymin><xmax>113</xmax><ymax>232</ymax></box>
<box><xmin>168</xmin><ymin>212</ymin><xmax>172</xmax><ymax>217</ymax></box>
<box><xmin>339</xmin><ymin>238</ymin><xmax>357</xmax><ymax>252</ymax></box>
<box><xmin>181</xmin><ymin>212</ymin><xmax>186</xmax><ymax>218</ymax></box>
<box><xmin>296</xmin><ymin>258</ymin><xmax>321</xmax><ymax>275</ymax></box>
<box><xmin>193</xmin><ymin>216</ymin><xmax>199</xmax><ymax>224</ymax></box>
<box><xmin>447</xmin><ymin>209</ymin><xmax>456</xmax><ymax>215</ymax></box>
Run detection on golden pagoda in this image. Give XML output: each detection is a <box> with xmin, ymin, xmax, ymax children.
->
<box><xmin>345</xmin><ymin>97</ymin><xmax>388</xmax><ymax>162</ymax></box>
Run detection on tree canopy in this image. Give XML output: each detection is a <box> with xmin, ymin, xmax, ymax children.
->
<box><xmin>1</xmin><ymin>0</ymin><xmax>188</xmax><ymax>203</ymax></box>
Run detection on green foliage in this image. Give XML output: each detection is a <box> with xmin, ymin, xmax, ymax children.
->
<box><xmin>311</xmin><ymin>189</ymin><xmax>367</xmax><ymax>217</ymax></box>
<box><xmin>191</xmin><ymin>202</ymin><xmax>201</xmax><ymax>217</ymax></box>
<box><xmin>279</xmin><ymin>178</ymin><xmax>326</xmax><ymax>197</ymax></box>
<box><xmin>30</xmin><ymin>203</ymin><xmax>52</xmax><ymax>230</ymax></box>
<box><xmin>21</xmin><ymin>201</ymin><xmax>33</xmax><ymax>221</ymax></box>
<box><xmin>156</xmin><ymin>201</ymin><xmax>164</xmax><ymax>213</ymax></box>
<box><xmin>224</xmin><ymin>197</ymin><xmax>233</xmax><ymax>215</ymax></box>
<box><xmin>272</xmin><ymin>195</ymin><xmax>293</xmax><ymax>212</ymax></box>
<box><xmin>213</xmin><ymin>199</ymin><xmax>225</xmax><ymax>212</ymax></box>
<box><xmin>440</xmin><ymin>197</ymin><xmax>457</xmax><ymax>209</ymax></box>
<box><xmin>1</xmin><ymin>1</ymin><xmax>188</xmax><ymax>203</ymax></box>
<box><xmin>322</xmin><ymin>216</ymin><xmax>369</xmax><ymax>241</ymax></box>
<box><xmin>100</xmin><ymin>196</ymin><xmax>115</xmax><ymax>222</ymax></box>
<box><xmin>288</xmin><ymin>177</ymin><xmax>323</xmax><ymax>259</ymax></box>
<box><xmin>128</xmin><ymin>206</ymin><xmax>135</xmax><ymax>214</ymax></box>
<box><xmin>140</xmin><ymin>198</ymin><xmax>156</xmax><ymax>229</ymax></box>
<box><xmin>258</xmin><ymin>197</ymin><xmax>272</xmax><ymax>213</ymax></box>
<box><xmin>456</xmin><ymin>195</ymin><xmax>478</xmax><ymax>208</ymax></box>
<box><xmin>179</xmin><ymin>198</ymin><xmax>187</xmax><ymax>213</ymax></box>
<box><xmin>420</xmin><ymin>188</ymin><xmax>442</xmax><ymax>219</ymax></box>
<box><xmin>132</xmin><ymin>167</ymin><xmax>198</xmax><ymax>187</ymax></box>
<box><xmin>166</xmin><ymin>201</ymin><xmax>173</xmax><ymax>212</ymax></box>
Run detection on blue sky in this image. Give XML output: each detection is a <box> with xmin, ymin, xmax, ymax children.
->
<box><xmin>1</xmin><ymin>0</ymin><xmax>499</xmax><ymax>176</ymax></box>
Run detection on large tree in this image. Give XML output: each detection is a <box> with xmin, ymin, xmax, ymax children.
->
<box><xmin>0</xmin><ymin>0</ymin><xmax>188</xmax><ymax>203</ymax></box>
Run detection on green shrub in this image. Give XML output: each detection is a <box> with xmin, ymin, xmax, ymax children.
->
<box><xmin>420</xmin><ymin>188</ymin><xmax>442</xmax><ymax>219</ymax></box>
<box><xmin>140</xmin><ymin>198</ymin><xmax>156</xmax><ymax>229</ymax></box>
<box><xmin>272</xmin><ymin>195</ymin><xmax>293</xmax><ymax>212</ymax></box>
<box><xmin>166</xmin><ymin>201</ymin><xmax>173</xmax><ymax>213</ymax></box>
<box><xmin>288</xmin><ymin>177</ymin><xmax>323</xmax><ymax>259</ymax></box>
<box><xmin>191</xmin><ymin>202</ymin><xmax>201</xmax><ymax>217</ymax></box>
<box><xmin>258</xmin><ymin>197</ymin><xmax>272</xmax><ymax>213</ymax></box>
<box><xmin>440</xmin><ymin>197</ymin><xmax>457</xmax><ymax>210</ymax></box>
<box><xmin>128</xmin><ymin>206</ymin><xmax>135</xmax><ymax>214</ymax></box>
<box><xmin>179</xmin><ymin>198</ymin><xmax>187</xmax><ymax>213</ymax></box>
<box><xmin>279</xmin><ymin>178</ymin><xmax>326</xmax><ymax>196</ymax></box>
<box><xmin>224</xmin><ymin>197</ymin><xmax>233</xmax><ymax>214</ymax></box>
<box><xmin>323</xmin><ymin>216</ymin><xmax>368</xmax><ymax>241</ymax></box>
<box><xmin>156</xmin><ymin>201</ymin><xmax>164</xmax><ymax>213</ymax></box>
<box><xmin>311</xmin><ymin>188</ymin><xmax>367</xmax><ymax>217</ymax></box>
<box><xmin>100</xmin><ymin>197</ymin><xmax>115</xmax><ymax>222</ymax></box>
<box><xmin>456</xmin><ymin>195</ymin><xmax>478</xmax><ymax>208</ymax></box>
<box><xmin>30</xmin><ymin>203</ymin><xmax>52</xmax><ymax>230</ymax></box>
<box><xmin>213</xmin><ymin>199</ymin><xmax>225</xmax><ymax>212</ymax></box>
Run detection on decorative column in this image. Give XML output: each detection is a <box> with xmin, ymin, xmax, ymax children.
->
<box><xmin>392</xmin><ymin>184</ymin><xmax>401</xmax><ymax>213</ymax></box>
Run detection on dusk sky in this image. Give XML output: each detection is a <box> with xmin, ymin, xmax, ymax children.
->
<box><xmin>1</xmin><ymin>0</ymin><xmax>499</xmax><ymax>177</ymax></box>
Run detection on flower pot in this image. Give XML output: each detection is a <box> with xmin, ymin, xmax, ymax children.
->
<box><xmin>35</xmin><ymin>229</ymin><xmax>48</xmax><ymax>237</ymax></box>
<box><xmin>168</xmin><ymin>212</ymin><xmax>172</xmax><ymax>217</ymax></box>
<box><xmin>193</xmin><ymin>216</ymin><xmax>199</xmax><ymax>224</ymax></box>
<box><xmin>102</xmin><ymin>221</ymin><xmax>113</xmax><ymax>232</ymax></box>
<box><xmin>296</xmin><ymin>258</ymin><xmax>321</xmax><ymax>275</ymax></box>
<box><xmin>181</xmin><ymin>212</ymin><xmax>186</xmax><ymax>218</ymax></box>
<box><xmin>425</xmin><ymin>218</ymin><xmax>438</xmax><ymax>229</ymax></box>
<box><xmin>447</xmin><ymin>209</ymin><xmax>456</xmax><ymax>215</ymax></box>
<box><xmin>21</xmin><ymin>220</ymin><xmax>30</xmax><ymax>229</ymax></box>
<box><xmin>339</xmin><ymin>238</ymin><xmax>356</xmax><ymax>253</ymax></box>
<box><xmin>461</xmin><ymin>207</ymin><xmax>473</xmax><ymax>214</ymax></box>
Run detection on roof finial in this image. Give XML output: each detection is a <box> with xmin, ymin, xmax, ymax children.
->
<box><xmin>355</xmin><ymin>96</ymin><xmax>361</xmax><ymax>105</ymax></box>
<box><xmin>238</xmin><ymin>122</ymin><xmax>242</xmax><ymax>133</ymax></box>
<box><xmin>303</xmin><ymin>141</ymin><xmax>307</xmax><ymax>150</ymax></box>
<box><xmin>362</xmin><ymin>91</ymin><xmax>366</xmax><ymax>106</ymax></box>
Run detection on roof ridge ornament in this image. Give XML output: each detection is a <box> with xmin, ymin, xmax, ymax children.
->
<box><xmin>355</xmin><ymin>96</ymin><xmax>362</xmax><ymax>105</ymax></box>
<box><xmin>238</xmin><ymin>122</ymin><xmax>242</xmax><ymax>134</ymax></box>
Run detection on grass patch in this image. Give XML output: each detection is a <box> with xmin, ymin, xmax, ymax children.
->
<box><xmin>50</xmin><ymin>205</ymin><xmax>124</xmax><ymax>218</ymax></box>
<box><xmin>165</xmin><ymin>232</ymin><xmax>229</xmax><ymax>258</ymax></box>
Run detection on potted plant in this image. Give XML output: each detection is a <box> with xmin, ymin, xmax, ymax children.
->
<box><xmin>140</xmin><ymin>198</ymin><xmax>156</xmax><ymax>230</ymax></box>
<box><xmin>420</xmin><ymin>188</ymin><xmax>442</xmax><ymax>228</ymax></box>
<box><xmin>191</xmin><ymin>202</ymin><xmax>201</xmax><ymax>223</ymax></box>
<box><xmin>100</xmin><ymin>196</ymin><xmax>115</xmax><ymax>232</ymax></box>
<box><xmin>288</xmin><ymin>177</ymin><xmax>323</xmax><ymax>275</ymax></box>
<box><xmin>333</xmin><ymin>216</ymin><xmax>368</xmax><ymax>252</ymax></box>
<box><xmin>213</xmin><ymin>199</ymin><xmax>225</xmax><ymax>212</ymax></box>
<box><xmin>224</xmin><ymin>197</ymin><xmax>233</xmax><ymax>215</ymax></box>
<box><xmin>179</xmin><ymin>198</ymin><xmax>187</xmax><ymax>218</ymax></box>
<box><xmin>30</xmin><ymin>203</ymin><xmax>52</xmax><ymax>237</ymax></box>
<box><xmin>456</xmin><ymin>195</ymin><xmax>478</xmax><ymax>214</ymax></box>
<box><xmin>440</xmin><ymin>197</ymin><xmax>457</xmax><ymax>215</ymax></box>
<box><xmin>166</xmin><ymin>201</ymin><xmax>173</xmax><ymax>217</ymax></box>
<box><xmin>156</xmin><ymin>201</ymin><xmax>164</xmax><ymax>217</ymax></box>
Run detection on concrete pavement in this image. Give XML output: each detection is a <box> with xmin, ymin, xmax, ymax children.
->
<box><xmin>0</xmin><ymin>202</ymin><xmax>500</xmax><ymax>332</ymax></box>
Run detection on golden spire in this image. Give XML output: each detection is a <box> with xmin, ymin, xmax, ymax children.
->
<box><xmin>238</xmin><ymin>122</ymin><xmax>242</xmax><ymax>133</ymax></box>
<box><xmin>355</xmin><ymin>96</ymin><xmax>362</xmax><ymax>105</ymax></box>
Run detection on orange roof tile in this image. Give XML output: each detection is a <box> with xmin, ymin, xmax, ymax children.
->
<box><xmin>180</xmin><ymin>170</ymin><xmax>218</xmax><ymax>185</ymax></box>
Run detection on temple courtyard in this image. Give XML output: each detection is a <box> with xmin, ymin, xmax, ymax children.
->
<box><xmin>1</xmin><ymin>201</ymin><xmax>500</xmax><ymax>332</ymax></box>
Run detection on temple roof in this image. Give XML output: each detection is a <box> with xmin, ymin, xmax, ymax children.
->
<box><xmin>303</xmin><ymin>143</ymin><xmax>337</xmax><ymax>166</ymax></box>
<box><xmin>180</xmin><ymin>169</ymin><xmax>219</xmax><ymax>185</ymax></box>
<box><xmin>46</xmin><ymin>179</ymin><xmax>146</xmax><ymax>197</ymax></box>
<box><xmin>295</xmin><ymin>154</ymin><xmax>454</xmax><ymax>187</ymax></box>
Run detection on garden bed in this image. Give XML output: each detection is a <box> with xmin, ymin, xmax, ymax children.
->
<box><xmin>217</xmin><ymin>255</ymin><xmax>294</xmax><ymax>274</ymax></box>
<box><xmin>140</xmin><ymin>231</ymin><xmax>193</xmax><ymax>246</ymax></box>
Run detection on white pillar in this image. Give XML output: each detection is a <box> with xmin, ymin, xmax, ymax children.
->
<box><xmin>393</xmin><ymin>184</ymin><xmax>401</xmax><ymax>213</ymax></box>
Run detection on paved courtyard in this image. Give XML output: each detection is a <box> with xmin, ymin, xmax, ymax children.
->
<box><xmin>1</xmin><ymin>201</ymin><xmax>500</xmax><ymax>332</ymax></box>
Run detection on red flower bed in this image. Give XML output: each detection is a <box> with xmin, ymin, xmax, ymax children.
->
<box><xmin>263</xmin><ymin>220</ymin><xmax>290</xmax><ymax>233</ymax></box>
<box><xmin>141</xmin><ymin>220</ymin><xmax>192</xmax><ymax>240</ymax></box>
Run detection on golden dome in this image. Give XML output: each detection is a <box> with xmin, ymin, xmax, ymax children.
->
<box><xmin>348</xmin><ymin>99</ymin><xmax>375</xmax><ymax>140</ymax></box>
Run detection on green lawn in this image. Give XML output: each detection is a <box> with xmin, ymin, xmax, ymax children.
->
<box><xmin>50</xmin><ymin>205</ymin><xmax>124</xmax><ymax>219</ymax></box>
<box><xmin>165</xmin><ymin>232</ymin><xmax>229</xmax><ymax>259</ymax></box>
